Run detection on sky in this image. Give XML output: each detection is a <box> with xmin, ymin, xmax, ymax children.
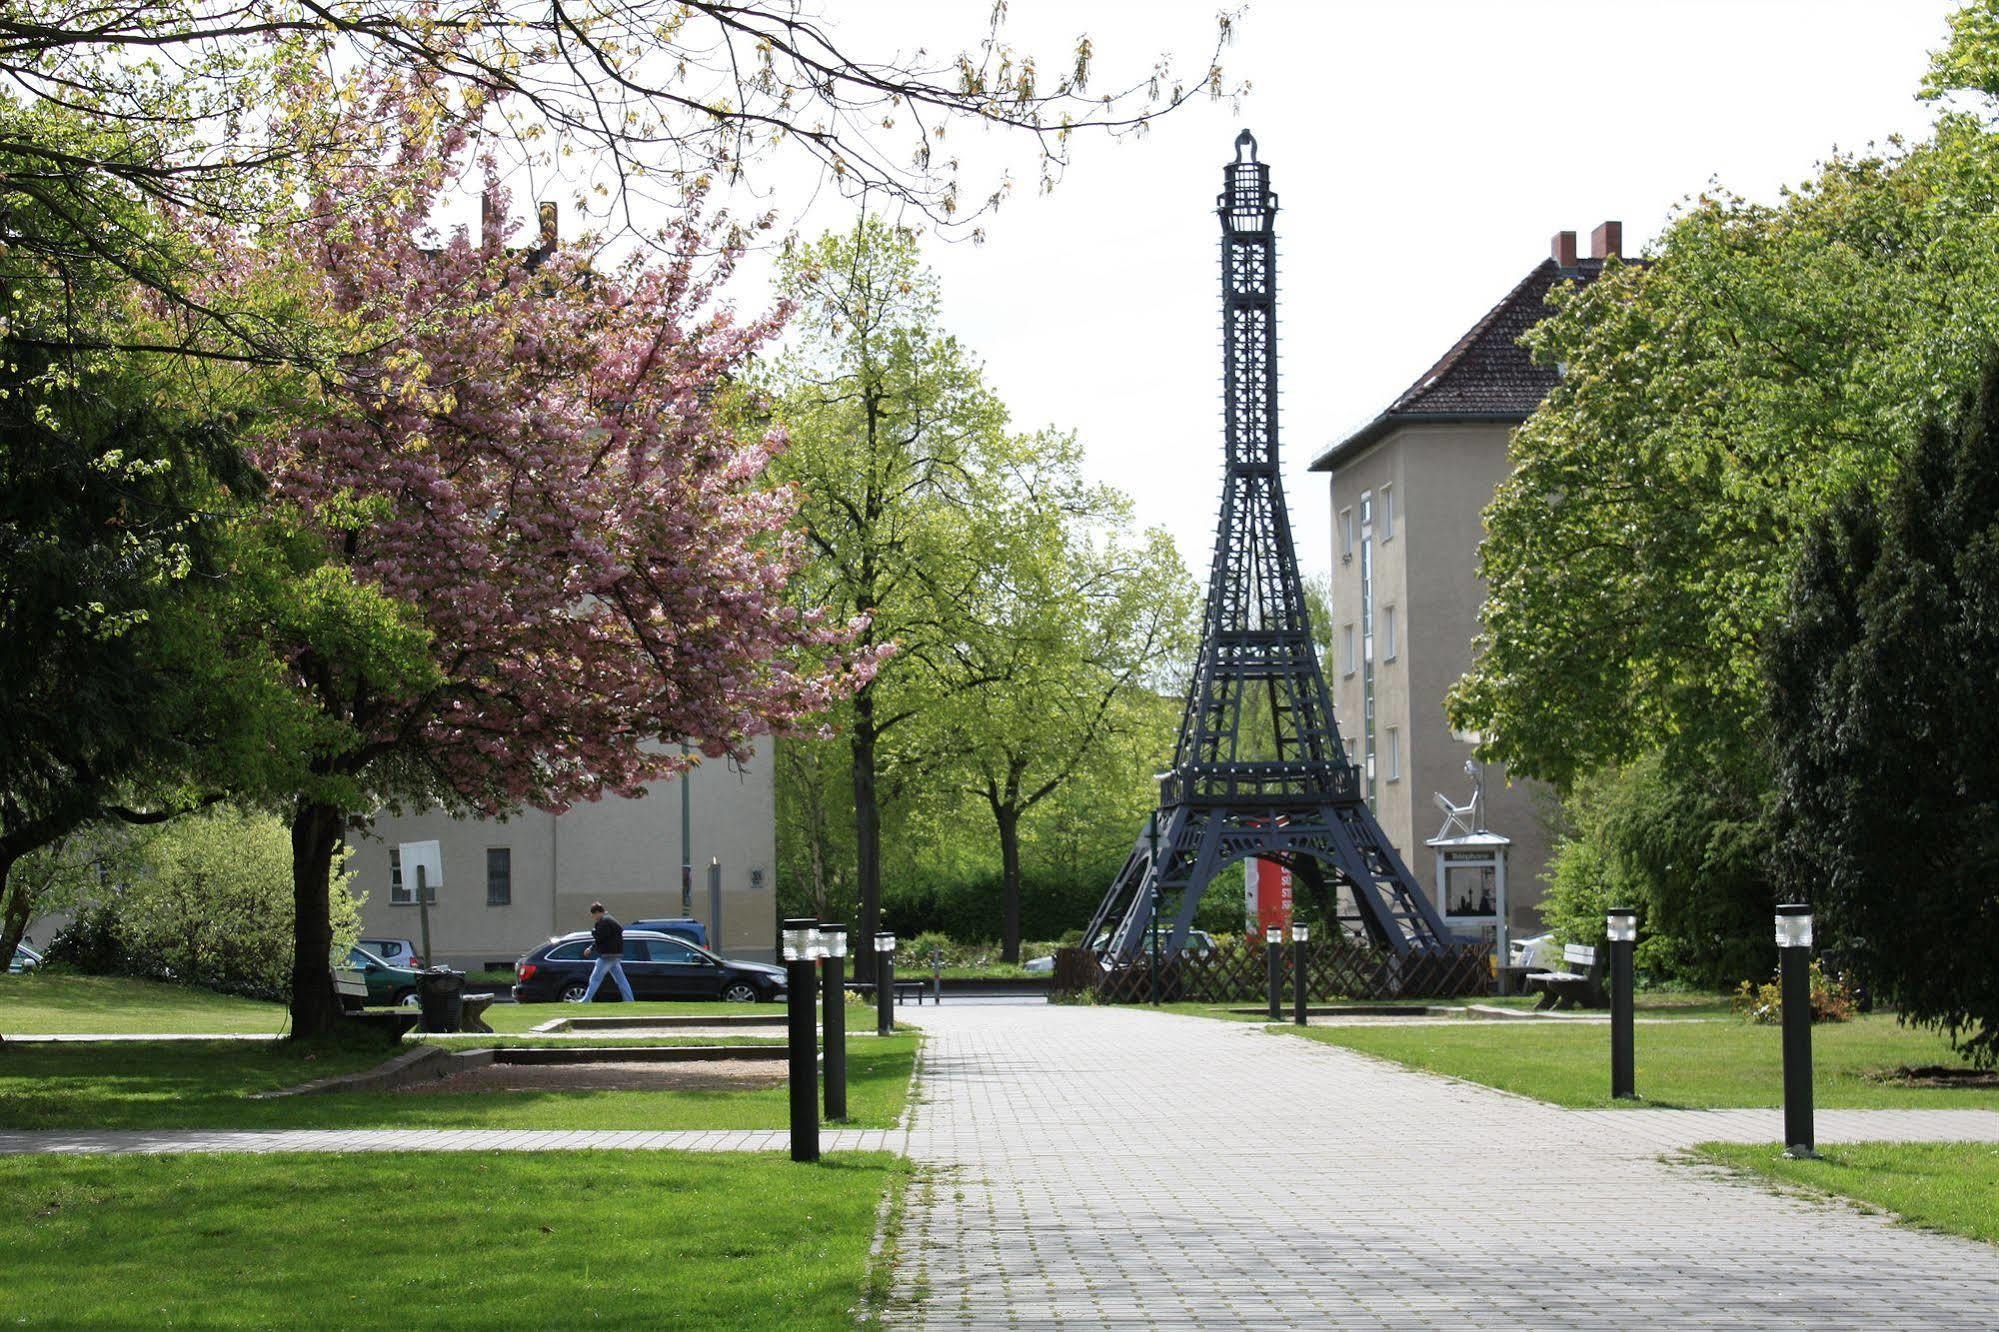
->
<box><xmin>719</xmin><ymin>1</ymin><xmax>1964</xmax><ymax>586</ymax></box>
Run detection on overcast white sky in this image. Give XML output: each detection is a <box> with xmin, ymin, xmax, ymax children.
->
<box><xmin>731</xmin><ymin>1</ymin><xmax>1961</xmax><ymax>586</ymax></box>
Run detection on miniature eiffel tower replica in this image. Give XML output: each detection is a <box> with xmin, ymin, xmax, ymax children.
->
<box><xmin>1083</xmin><ymin>131</ymin><xmax>1457</xmax><ymax>963</ymax></box>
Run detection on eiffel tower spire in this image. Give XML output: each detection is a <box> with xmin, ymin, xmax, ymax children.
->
<box><xmin>1085</xmin><ymin>131</ymin><xmax>1457</xmax><ymax>963</ymax></box>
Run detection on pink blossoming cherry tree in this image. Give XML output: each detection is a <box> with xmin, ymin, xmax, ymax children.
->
<box><xmin>237</xmin><ymin>107</ymin><xmax>877</xmax><ymax>1035</ymax></box>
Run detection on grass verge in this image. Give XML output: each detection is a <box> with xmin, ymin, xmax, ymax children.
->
<box><xmin>0</xmin><ymin>1032</ymin><xmax>920</xmax><ymax>1131</ymax></box>
<box><xmin>0</xmin><ymin>1150</ymin><xmax>905</xmax><ymax>1328</ymax></box>
<box><xmin>1281</xmin><ymin>1013</ymin><xmax>1999</xmax><ymax>1109</ymax></box>
<box><xmin>0</xmin><ymin>973</ymin><xmax>287</xmax><ymax>1035</ymax></box>
<box><xmin>1696</xmin><ymin>1141</ymin><xmax>1999</xmax><ymax>1245</ymax></box>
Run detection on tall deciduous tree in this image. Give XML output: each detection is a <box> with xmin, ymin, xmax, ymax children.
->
<box><xmin>1771</xmin><ymin>359</ymin><xmax>1999</xmax><ymax>1063</ymax></box>
<box><xmin>929</xmin><ymin>487</ymin><xmax>1196</xmax><ymax>962</ymax></box>
<box><xmin>758</xmin><ymin>219</ymin><xmax>1016</xmax><ymax>977</ymax></box>
<box><xmin>229</xmin><ymin>100</ymin><xmax>873</xmax><ymax>1036</ymax></box>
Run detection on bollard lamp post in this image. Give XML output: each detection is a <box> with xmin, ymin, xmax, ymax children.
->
<box><xmin>820</xmin><ymin>923</ymin><xmax>848</xmax><ymax>1122</ymax></box>
<box><xmin>1776</xmin><ymin>904</ymin><xmax>1817</xmax><ymax>1158</ymax></box>
<box><xmin>1265</xmin><ymin>925</ymin><xmax>1283</xmax><ymax>1021</ymax></box>
<box><xmin>1606</xmin><ymin>908</ymin><xmax>1637</xmax><ymax>1099</ymax></box>
<box><xmin>781</xmin><ymin>918</ymin><xmax>823</xmax><ymax>1163</ymax></box>
<box><xmin>874</xmin><ymin>931</ymin><xmax>896</xmax><ymax>1036</ymax></box>
<box><xmin>1291</xmin><ymin>921</ymin><xmax>1310</xmax><ymax>1026</ymax></box>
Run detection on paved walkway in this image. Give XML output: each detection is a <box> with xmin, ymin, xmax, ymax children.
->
<box><xmin>0</xmin><ymin>1127</ymin><xmax>899</xmax><ymax>1155</ymax></box>
<box><xmin>888</xmin><ymin>1004</ymin><xmax>1999</xmax><ymax>1329</ymax></box>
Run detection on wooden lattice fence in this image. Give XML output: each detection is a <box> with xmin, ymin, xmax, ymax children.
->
<box><xmin>1054</xmin><ymin>938</ymin><xmax>1491</xmax><ymax>1004</ymax></box>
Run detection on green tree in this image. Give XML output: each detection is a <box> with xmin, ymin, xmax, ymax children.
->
<box><xmin>1449</xmin><ymin>19</ymin><xmax>1999</xmax><ymax>785</ymax></box>
<box><xmin>760</xmin><ymin>220</ymin><xmax>1021</xmax><ymax>976</ymax></box>
<box><xmin>1770</xmin><ymin>360</ymin><xmax>1999</xmax><ymax>1064</ymax></box>
<box><xmin>930</xmin><ymin>497</ymin><xmax>1197</xmax><ymax>961</ymax></box>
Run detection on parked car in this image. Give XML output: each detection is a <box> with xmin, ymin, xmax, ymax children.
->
<box><xmin>358</xmin><ymin>936</ymin><xmax>423</xmax><ymax>968</ymax></box>
<box><xmin>626</xmin><ymin>917</ymin><xmax>710</xmax><ymax>949</ymax></box>
<box><xmin>344</xmin><ymin>945</ymin><xmax>422</xmax><ymax>1008</ymax></box>
<box><xmin>512</xmin><ymin>930</ymin><xmax>784</xmax><ymax>1004</ymax></box>
<box><xmin>6</xmin><ymin>942</ymin><xmax>41</xmax><ymax>974</ymax></box>
<box><xmin>1086</xmin><ymin>926</ymin><xmax>1219</xmax><ymax>961</ymax></box>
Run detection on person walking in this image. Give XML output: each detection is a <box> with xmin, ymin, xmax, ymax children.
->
<box><xmin>580</xmin><ymin>902</ymin><xmax>634</xmax><ymax>1002</ymax></box>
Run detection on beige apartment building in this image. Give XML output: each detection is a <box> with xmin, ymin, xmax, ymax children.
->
<box><xmin>350</xmin><ymin>740</ymin><xmax>778</xmax><ymax>968</ymax></box>
<box><xmin>1309</xmin><ymin>223</ymin><xmax>1625</xmax><ymax>940</ymax></box>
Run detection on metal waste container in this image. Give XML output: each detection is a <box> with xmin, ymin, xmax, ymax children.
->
<box><xmin>416</xmin><ymin>966</ymin><xmax>466</xmax><ymax>1033</ymax></box>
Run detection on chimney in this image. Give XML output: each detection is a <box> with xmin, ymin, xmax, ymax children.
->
<box><xmin>538</xmin><ymin>201</ymin><xmax>558</xmax><ymax>254</ymax></box>
<box><xmin>480</xmin><ymin>195</ymin><xmax>498</xmax><ymax>251</ymax></box>
<box><xmin>1590</xmin><ymin>220</ymin><xmax>1623</xmax><ymax>260</ymax></box>
<box><xmin>1550</xmin><ymin>229</ymin><xmax>1578</xmax><ymax>271</ymax></box>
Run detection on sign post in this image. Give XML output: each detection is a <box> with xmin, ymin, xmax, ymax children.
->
<box><xmin>398</xmin><ymin>840</ymin><xmax>443</xmax><ymax>965</ymax></box>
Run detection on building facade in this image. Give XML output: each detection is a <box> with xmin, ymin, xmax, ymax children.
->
<box><xmin>350</xmin><ymin>740</ymin><xmax>778</xmax><ymax>968</ymax></box>
<box><xmin>1309</xmin><ymin>223</ymin><xmax>1624</xmax><ymax>940</ymax></box>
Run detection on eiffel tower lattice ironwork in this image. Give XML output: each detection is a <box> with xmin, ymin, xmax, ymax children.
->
<box><xmin>1084</xmin><ymin>130</ymin><xmax>1457</xmax><ymax>963</ymax></box>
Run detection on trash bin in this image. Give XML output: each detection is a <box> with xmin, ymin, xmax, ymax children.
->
<box><xmin>416</xmin><ymin>966</ymin><xmax>466</xmax><ymax>1033</ymax></box>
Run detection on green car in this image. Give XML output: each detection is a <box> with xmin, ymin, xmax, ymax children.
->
<box><xmin>342</xmin><ymin>944</ymin><xmax>421</xmax><ymax>1008</ymax></box>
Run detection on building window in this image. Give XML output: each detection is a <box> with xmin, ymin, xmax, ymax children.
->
<box><xmin>1341</xmin><ymin>623</ymin><xmax>1357</xmax><ymax>676</ymax></box>
<box><xmin>388</xmin><ymin>848</ymin><xmax>434</xmax><ymax>905</ymax></box>
<box><xmin>1383</xmin><ymin>605</ymin><xmax>1398</xmax><ymax>661</ymax></box>
<box><xmin>1381</xmin><ymin>485</ymin><xmax>1396</xmax><ymax>540</ymax></box>
<box><xmin>1386</xmin><ymin>728</ymin><xmax>1401</xmax><ymax>782</ymax></box>
<box><xmin>486</xmin><ymin>847</ymin><xmax>512</xmax><ymax>906</ymax></box>
<box><xmin>1338</xmin><ymin>507</ymin><xmax>1355</xmax><ymax>561</ymax></box>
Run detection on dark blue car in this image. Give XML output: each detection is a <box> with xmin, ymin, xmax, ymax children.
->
<box><xmin>511</xmin><ymin>929</ymin><xmax>783</xmax><ymax>1004</ymax></box>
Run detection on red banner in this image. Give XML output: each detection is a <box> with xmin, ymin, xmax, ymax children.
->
<box><xmin>1244</xmin><ymin>857</ymin><xmax>1293</xmax><ymax>939</ymax></box>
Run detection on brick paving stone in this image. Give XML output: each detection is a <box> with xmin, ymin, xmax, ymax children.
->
<box><xmin>886</xmin><ymin>1003</ymin><xmax>1999</xmax><ymax>1330</ymax></box>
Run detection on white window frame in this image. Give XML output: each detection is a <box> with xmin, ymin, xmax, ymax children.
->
<box><xmin>1381</xmin><ymin>484</ymin><xmax>1396</xmax><ymax>540</ymax></box>
<box><xmin>1341</xmin><ymin>623</ymin><xmax>1357</xmax><ymax>677</ymax></box>
<box><xmin>1383</xmin><ymin>605</ymin><xmax>1399</xmax><ymax>662</ymax></box>
<box><xmin>1338</xmin><ymin>507</ymin><xmax>1355</xmax><ymax>561</ymax></box>
<box><xmin>1386</xmin><ymin>727</ymin><xmax>1402</xmax><ymax>782</ymax></box>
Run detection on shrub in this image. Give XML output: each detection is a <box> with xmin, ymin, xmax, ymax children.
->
<box><xmin>40</xmin><ymin>809</ymin><xmax>359</xmax><ymax>1001</ymax></box>
<box><xmin>1731</xmin><ymin>960</ymin><xmax>1859</xmax><ymax>1025</ymax></box>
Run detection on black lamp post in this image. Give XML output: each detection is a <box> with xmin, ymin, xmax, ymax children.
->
<box><xmin>1776</xmin><ymin>903</ymin><xmax>1817</xmax><ymax>1159</ymax></box>
<box><xmin>1291</xmin><ymin>921</ymin><xmax>1310</xmax><ymax>1026</ymax></box>
<box><xmin>820</xmin><ymin>922</ymin><xmax>847</xmax><ymax>1122</ymax></box>
<box><xmin>874</xmin><ymin>931</ymin><xmax>896</xmax><ymax>1036</ymax></box>
<box><xmin>1606</xmin><ymin>907</ymin><xmax>1637</xmax><ymax>1100</ymax></box>
<box><xmin>781</xmin><ymin>918</ymin><xmax>821</xmax><ymax>1163</ymax></box>
<box><xmin>1265</xmin><ymin>924</ymin><xmax>1283</xmax><ymax>1021</ymax></box>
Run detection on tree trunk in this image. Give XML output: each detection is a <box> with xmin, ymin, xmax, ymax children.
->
<box><xmin>851</xmin><ymin>686</ymin><xmax>881</xmax><ymax>983</ymax></box>
<box><xmin>997</xmin><ymin>804</ymin><xmax>1023</xmax><ymax>964</ymax></box>
<box><xmin>0</xmin><ymin>850</ymin><xmax>25</xmax><ymax>986</ymax></box>
<box><xmin>288</xmin><ymin>799</ymin><xmax>343</xmax><ymax>1040</ymax></box>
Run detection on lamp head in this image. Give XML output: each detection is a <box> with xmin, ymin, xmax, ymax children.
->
<box><xmin>1774</xmin><ymin>903</ymin><xmax>1813</xmax><ymax>950</ymax></box>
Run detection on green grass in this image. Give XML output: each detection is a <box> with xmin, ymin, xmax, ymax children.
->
<box><xmin>0</xmin><ymin>1032</ymin><xmax>920</xmax><ymax>1131</ymax></box>
<box><xmin>0</xmin><ymin>1150</ymin><xmax>905</xmax><ymax>1328</ymax></box>
<box><xmin>1697</xmin><ymin>1141</ymin><xmax>1999</xmax><ymax>1246</ymax></box>
<box><xmin>0</xmin><ymin>973</ymin><xmax>288</xmax><ymax>1035</ymax></box>
<box><xmin>1284</xmin><ymin>1012</ymin><xmax>1999</xmax><ymax>1108</ymax></box>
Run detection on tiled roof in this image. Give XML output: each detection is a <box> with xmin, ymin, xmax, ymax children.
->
<box><xmin>1309</xmin><ymin>256</ymin><xmax>1609</xmax><ymax>471</ymax></box>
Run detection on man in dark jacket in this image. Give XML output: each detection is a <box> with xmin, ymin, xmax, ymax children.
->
<box><xmin>580</xmin><ymin>902</ymin><xmax>634</xmax><ymax>1002</ymax></box>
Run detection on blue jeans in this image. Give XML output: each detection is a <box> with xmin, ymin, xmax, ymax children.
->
<box><xmin>581</xmin><ymin>955</ymin><xmax>633</xmax><ymax>1002</ymax></box>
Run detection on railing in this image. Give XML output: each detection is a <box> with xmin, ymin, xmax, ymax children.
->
<box><xmin>1053</xmin><ymin>937</ymin><xmax>1491</xmax><ymax>1005</ymax></box>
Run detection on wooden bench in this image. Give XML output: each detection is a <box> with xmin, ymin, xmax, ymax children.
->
<box><xmin>342</xmin><ymin>1010</ymin><xmax>422</xmax><ymax>1043</ymax></box>
<box><xmin>1523</xmin><ymin>943</ymin><xmax>1606</xmax><ymax>1011</ymax></box>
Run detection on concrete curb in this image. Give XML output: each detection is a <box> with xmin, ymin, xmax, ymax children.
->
<box><xmin>253</xmin><ymin>1045</ymin><xmax>489</xmax><ymax>1098</ymax></box>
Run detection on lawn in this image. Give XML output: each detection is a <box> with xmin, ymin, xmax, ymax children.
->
<box><xmin>0</xmin><ymin>1150</ymin><xmax>906</xmax><ymax>1328</ymax></box>
<box><xmin>1698</xmin><ymin>1141</ymin><xmax>1999</xmax><ymax>1246</ymax></box>
<box><xmin>0</xmin><ymin>973</ymin><xmax>288</xmax><ymax>1035</ymax></box>
<box><xmin>0</xmin><ymin>1032</ymin><xmax>921</xmax><ymax>1131</ymax></box>
<box><xmin>1284</xmin><ymin>1012</ymin><xmax>1999</xmax><ymax>1109</ymax></box>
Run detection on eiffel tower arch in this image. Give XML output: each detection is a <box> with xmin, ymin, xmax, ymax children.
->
<box><xmin>1084</xmin><ymin>131</ymin><xmax>1459</xmax><ymax>965</ymax></box>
